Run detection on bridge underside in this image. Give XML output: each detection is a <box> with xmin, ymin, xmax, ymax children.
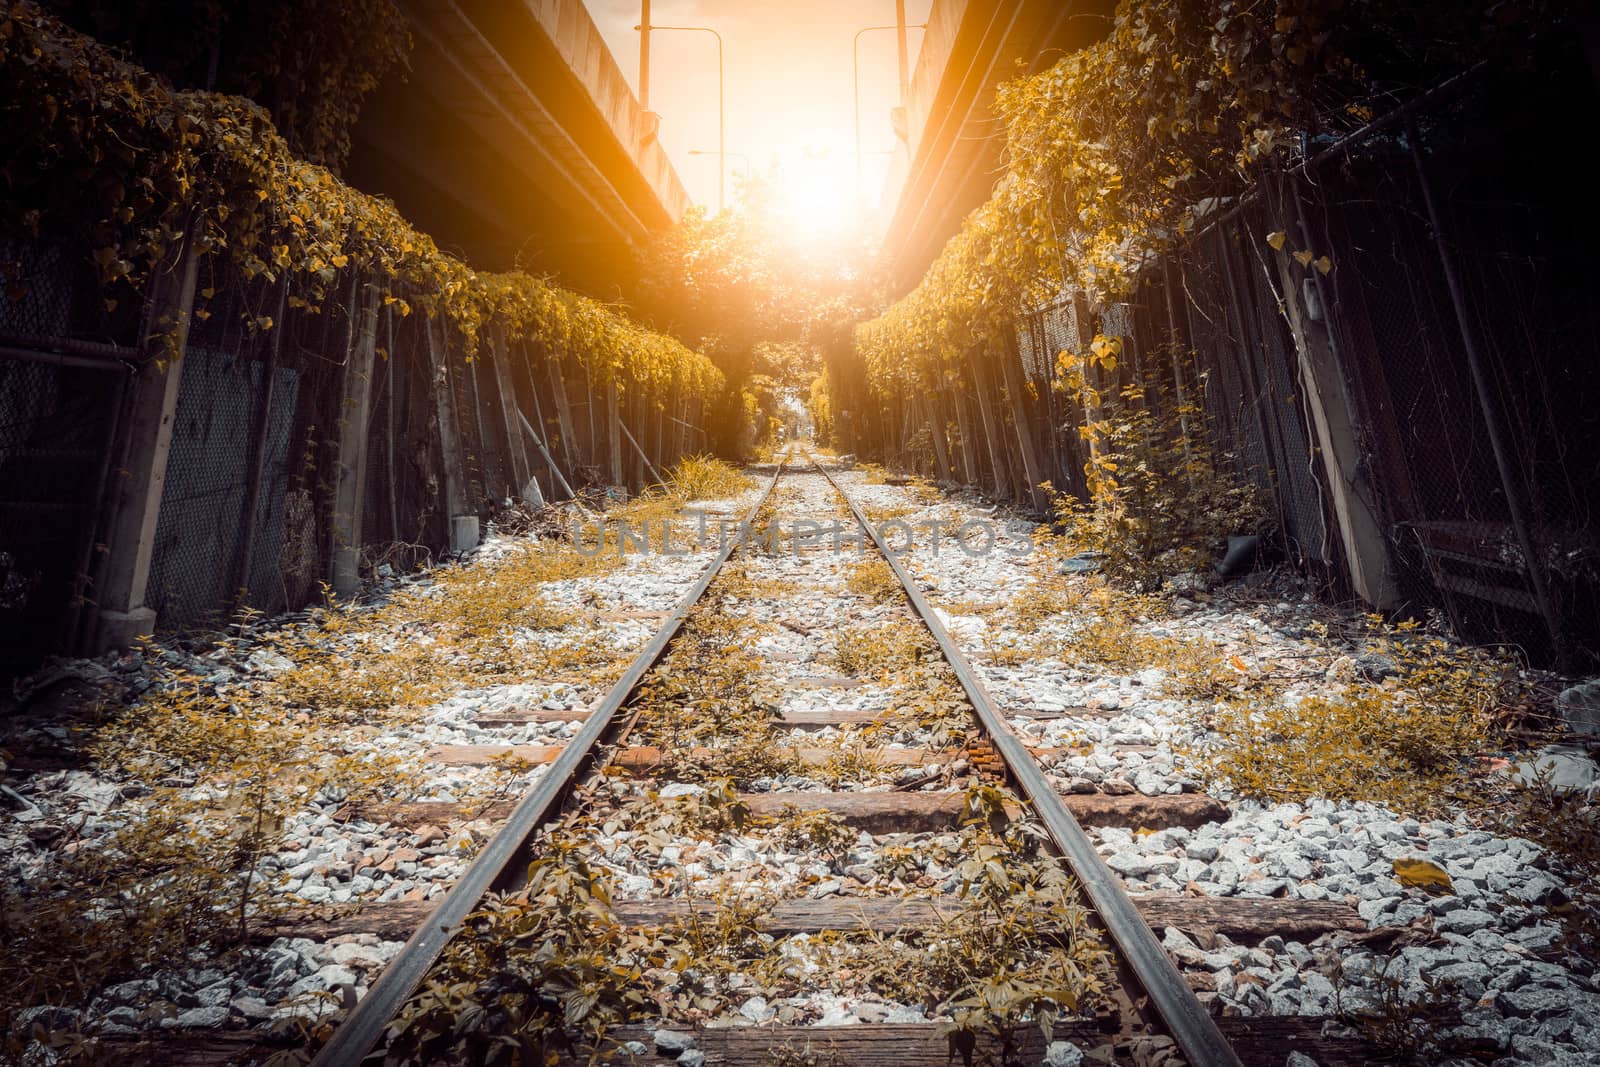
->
<box><xmin>880</xmin><ymin>0</ymin><xmax>1115</xmax><ymax>295</ymax></box>
<box><xmin>346</xmin><ymin>0</ymin><xmax>688</xmax><ymax>295</ymax></box>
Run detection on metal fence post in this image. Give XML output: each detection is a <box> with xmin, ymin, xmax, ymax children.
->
<box><xmin>606</xmin><ymin>378</ymin><xmax>625</xmax><ymax>489</ymax></box>
<box><xmin>229</xmin><ymin>274</ymin><xmax>289</xmax><ymax>609</ymax></box>
<box><xmin>486</xmin><ymin>327</ymin><xmax>539</xmax><ymax>506</ymax></box>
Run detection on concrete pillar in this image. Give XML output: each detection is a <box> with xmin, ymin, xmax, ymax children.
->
<box><xmin>968</xmin><ymin>356</ymin><xmax>1009</xmax><ymax>498</ymax></box>
<box><xmin>426</xmin><ymin>315</ymin><xmax>477</xmax><ymax>553</ymax></box>
<box><xmin>606</xmin><ymin>378</ymin><xmax>625</xmax><ymax>489</ymax></box>
<box><xmin>997</xmin><ymin>340</ymin><xmax>1051</xmax><ymax>514</ymax></box>
<box><xmin>330</xmin><ymin>285</ymin><xmax>379</xmax><ymax>599</ymax></box>
<box><xmin>1268</xmin><ymin>174</ymin><xmax>1397</xmax><ymax>608</ymax></box>
<box><xmin>94</xmin><ymin>224</ymin><xmax>202</xmax><ymax>651</ymax></box>
<box><xmin>487</xmin><ymin>328</ymin><xmax>541</xmax><ymax>506</ymax></box>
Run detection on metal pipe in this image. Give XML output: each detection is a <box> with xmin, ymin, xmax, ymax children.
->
<box><xmin>638</xmin><ymin>0</ymin><xmax>651</xmax><ymax>109</ymax></box>
<box><xmin>853</xmin><ymin>22</ymin><xmax>925</xmax><ymax>205</ymax></box>
<box><xmin>647</xmin><ymin>24</ymin><xmax>724</xmax><ymax>212</ymax></box>
<box><xmin>0</xmin><ymin>343</ymin><xmax>131</xmax><ymax>371</ymax></box>
<box><xmin>516</xmin><ymin>406</ymin><xmax>579</xmax><ymax>502</ymax></box>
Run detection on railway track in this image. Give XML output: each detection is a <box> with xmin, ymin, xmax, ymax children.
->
<box><xmin>222</xmin><ymin>453</ymin><xmax>1384</xmax><ymax>1066</ymax></box>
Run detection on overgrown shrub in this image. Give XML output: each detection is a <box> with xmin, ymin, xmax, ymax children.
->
<box><xmin>666</xmin><ymin>454</ymin><xmax>753</xmax><ymax>502</ymax></box>
<box><xmin>1054</xmin><ymin>397</ymin><xmax>1266</xmax><ymax>591</ymax></box>
<box><xmin>1187</xmin><ymin>621</ymin><xmax>1522</xmax><ymax>812</ymax></box>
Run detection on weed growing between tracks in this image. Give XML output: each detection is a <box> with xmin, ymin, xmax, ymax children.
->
<box><xmin>1</xmin><ymin>498</ymin><xmax>702</xmax><ymax>1045</ymax></box>
<box><xmin>666</xmin><ymin>454</ymin><xmax>756</xmax><ymax>502</ymax></box>
<box><xmin>629</xmin><ymin>597</ymin><xmax>800</xmax><ymax>786</ymax></box>
<box><xmin>1188</xmin><ymin>620</ymin><xmax>1523</xmax><ymax>815</ymax></box>
<box><xmin>845</xmin><ymin>558</ymin><xmax>903</xmax><ymax>604</ymax></box>
<box><xmin>831</xmin><ymin>621</ymin><xmax>934</xmax><ymax>679</ymax></box>
<box><xmin>381</xmin><ymin>785</ymin><xmax>1111</xmax><ymax>1063</ymax></box>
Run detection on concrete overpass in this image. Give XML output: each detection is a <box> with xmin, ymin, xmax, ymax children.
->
<box><xmin>346</xmin><ymin>0</ymin><xmax>688</xmax><ymax>294</ymax></box>
<box><xmin>879</xmin><ymin>0</ymin><xmax>1115</xmax><ymax>294</ymax></box>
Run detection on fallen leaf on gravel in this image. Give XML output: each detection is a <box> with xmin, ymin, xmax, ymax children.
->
<box><xmin>1392</xmin><ymin>856</ymin><xmax>1453</xmax><ymax>894</ymax></box>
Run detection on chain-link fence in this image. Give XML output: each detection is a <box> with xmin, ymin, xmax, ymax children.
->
<box><xmin>1297</xmin><ymin>61</ymin><xmax>1600</xmax><ymax>667</ymax></box>
<box><xmin>0</xmin><ymin>238</ymin><xmax>132</xmax><ymax>677</ymax></box>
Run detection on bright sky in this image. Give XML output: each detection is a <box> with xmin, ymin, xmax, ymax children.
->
<box><xmin>587</xmin><ymin>0</ymin><xmax>931</xmax><ymax>240</ymax></box>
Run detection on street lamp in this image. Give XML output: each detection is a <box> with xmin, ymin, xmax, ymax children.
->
<box><xmin>637</xmin><ymin>20</ymin><xmax>725</xmax><ymax>212</ymax></box>
<box><xmin>689</xmin><ymin>149</ymin><xmax>750</xmax><ymax>181</ymax></box>
<box><xmin>853</xmin><ymin>21</ymin><xmax>926</xmax><ymax>201</ymax></box>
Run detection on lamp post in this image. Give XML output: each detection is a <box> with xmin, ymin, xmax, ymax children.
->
<box><xmin>637</xmin><ymin>21</ymin><xmax>725</xmax><ymax>212</ymax></box>
<box><xmin>853</xmin><ymin>20</ymin><xmax>925</xmax><ymax>202</ymax></box>
<box><xmin>690</xmin><ymin>149</ymin><xmax>750</xmax><ymax>181</ymax></box>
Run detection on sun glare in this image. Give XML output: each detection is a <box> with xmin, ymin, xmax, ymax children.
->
<box><xmin>775</xmin><ymin>153</ymin><xmax>856</xmax><ymax>244</ymax></box>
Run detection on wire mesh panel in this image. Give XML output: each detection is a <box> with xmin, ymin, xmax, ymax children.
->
<box><xmin>0</xmin><ymin>355</ymin><xmax>123</xmax><ymax>675</ymax></box>
<box><xmin>0</xmin><ymin>236</ymin><xmax>143</xmax><ymax>347</ymax></box>
<box><xmin>362</xmin><ymin>304</ymin><xmax>446</xmax><ymax>569</ymax></box>
<box><xmin>1280</xmin><ymin>59</ymin><xmax>1600</xmax><ymax>664</ymax></box>
<box><xmin>144</xmin><ymin>342</ymin><xmax>278</xmax><ymax>630</ymax></box>
<box><xmin>0</xmin><ymin>236</ymin><xmax>132</xmax><ymax>674</ymax></box>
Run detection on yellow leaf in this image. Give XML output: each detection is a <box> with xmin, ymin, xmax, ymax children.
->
<box><xmin>1392</xmin><ymin>857</ymin><xmax>1453</xmax><ymax>895</ymax></box>
<box><xmin>331</xmin><ymin>254</ymin><xmax>349</xmax><ymax>269</ymax></box>
<box><xmin>1293</xmin><ymin>250</ymin><xmax>1314</xmax><ymax>267</ymax></box>
<box><xmin>200</xmin><ymin>286</ymin><xmax>216</xmax><ymax>299</ymax></box>
<box><xmin>1314</xmin><ymin>255</ymin><xmax>1332</xmax><ymax>275</ymax></box>
<box><xmin>1266</xmin><ymin>231</ymin><xmax>1286</xmax><ymax>251</ymax></box>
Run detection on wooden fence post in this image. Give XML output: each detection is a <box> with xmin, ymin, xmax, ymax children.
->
<box><xmin>545</xmin><ymin>349</ymin><xmax>581</xmax><ymax>472</ymax></box>
<box><xmin>921</xmin><ymin>391</ymin><xmax>952</xmax><ymax>481</ymax></box>
<box><xmin>998</xmin><ymin>336</ymin><xmax>1051</xmax><ymax>514</ymax></box>
<box><xmin>967</xmin><ymin>357</ymin><xmax>1009</xmax><ymax>498</ymax></box>
<box><xmin>330</xmin><ymin>284</ymin><xmax>379</xmax><ymax>598</ymax></box>
<box><xmin>950</xmin><ymin>383</ymin><xmax>980</xmax><ymax>486</ymax></box>
<box><xmin>93</xmin><ymin>219</ymin><xmax>202</xmax><ymax>651</ymax></box>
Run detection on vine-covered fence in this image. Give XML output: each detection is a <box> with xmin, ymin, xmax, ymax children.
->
<box><xmin>843</xmin><ymin>55</ymin><xmax>1600</xmax><ymax>668</ymax></box>
<box><xmin>0</xmin><ymin>235</ymin><xmax>714</xmax><ymax>678</ymax></box>
<box><xmin>0</xmin><ymin>6</ymin><xmax>721</xmax><ymax>678</ymax></box>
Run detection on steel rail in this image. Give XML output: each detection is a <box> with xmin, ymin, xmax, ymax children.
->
<box><xmin>311</xmin><ymin>455</ymin><xmax>790</xmax><ymax>1066</ymax></box>
<box><xmin>809</xmin><ymin>454</ymin><xmax>1242</xmax><ymax>1067</ymax></box>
